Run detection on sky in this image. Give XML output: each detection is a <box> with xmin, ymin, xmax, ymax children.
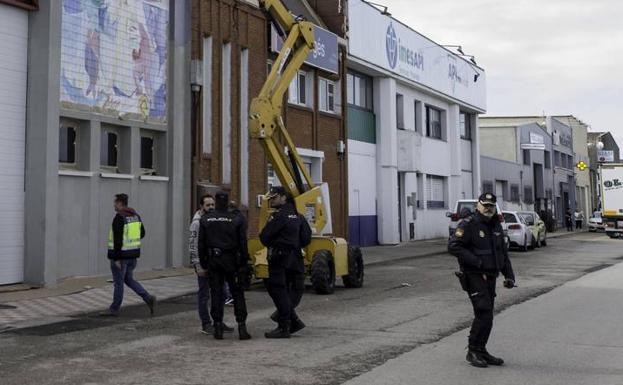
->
<box><xmin>379</xmin><ymin>0</ymin><xmax>623</xmax><ymax>149</ymax></box>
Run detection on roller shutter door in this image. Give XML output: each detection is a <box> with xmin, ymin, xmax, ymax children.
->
<box><xmin>0</xmin><ymin>4</ymin><xmax>28</xmax><ymax>284</ymax></box>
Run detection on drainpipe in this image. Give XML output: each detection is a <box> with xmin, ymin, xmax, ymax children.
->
<box><xmin>519</xmin><ymin>170</ymin><xmax>524</xmax><ymax>210</ymax></box>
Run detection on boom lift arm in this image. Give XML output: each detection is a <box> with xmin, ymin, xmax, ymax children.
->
<box><xmin>250</xmin><ymin>0</ymin><xmax>326</xmax><ymax>233</ymax></box>
<box><xmin>248</xmin><ymin>0</ymin><xmax>364</xmax><ymax>293</ymax></box>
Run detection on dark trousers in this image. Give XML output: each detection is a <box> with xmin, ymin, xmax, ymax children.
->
<box><xmin>208</xmin><ymin>268</ymin><xmax>247</xmax><ymax>324</ymax></box>
<box><xmin>576</xmin><ymin>220</ymin><xmax>582</xmax><ymax>229</ymax></box>
<box><xmin>109</xmin><ymin>258</ymin><xmax>151</xmax><ymax>313</ymax></box>
<box><xmin>197</xmin><ymin>275</ymin><xmax>211</xmax><ymax>327</ymax></box>
<box><xmin>267</xmin><ymin>262</ymin><xmax>305</xmax><ymax>325</ymax></box>
<box><xmin>465</xmin><ymin>273</ymin><xmax>496</xmax><ymax>349</ymax></box>
<box><xmin>566</xmin><ymin>219</ymin><xmax>573</xmax><ymax>231</ymax></box>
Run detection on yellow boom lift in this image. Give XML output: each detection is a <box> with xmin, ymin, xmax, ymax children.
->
<box><xmin>247</xmin><ymin>0</ymin><xmax>364</xmax><ymax>294</ymax></box>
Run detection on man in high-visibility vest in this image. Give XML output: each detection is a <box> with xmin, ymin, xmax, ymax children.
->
<box><xmin>100</xmin><ymin>193</ymin><xmax>155</xmax><ymax>316</ymax></box>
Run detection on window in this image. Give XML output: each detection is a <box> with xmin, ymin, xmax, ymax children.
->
<box><xmin>222</xmin><ymin>42</ymin><xmax>232</xmax><ymax>184</ymax></box>
<box><xmin>426</xmin><ymin>175</ymin><xmax>446</xmax><ymax>209</ymax></box>
<box><xmin>347</xmin><ymin>73</ymin><xmax>354</xmax><ymax>105</ymax></box>
<box><xmin>319</xmin><ymin>78</ymin><xmax>338</xmax><ymax>113</ymax></box>
<box><xmin>554</xmin><ymin>150</ymin><xmax>560</xmax><ymax>167</ymax></box>
<box><xmin>546</xmin><ymin>189</ymin><xmax>553</xmax><ymax>201</ymax></box>
<box><xmin>59</xmin><ymin>123</ymin><xmax>77</xmax><ymax>164</ymax></box>
<box><xmin>288</xmin><ymin>70</ymin><xmax>311</xmax><ymax>106</ymax></box>
<box><xmin>567</xmin><ymin>154</ymin><xmax>573</xmax><ymax>169</ymax></box>
<box><xmin>140</xmin><ymin>136</ymin><xmax>154</xmax><ymax>171</ymax></box>
<box><xmin>510</xmin><ymin>184</ymin><xmax>520</xmax><ymax>202</ymax></box>
<box><xmin>202</xmin><ymin>36</ymin><xmax>213</xmax><ymax>155</ymax></box>
<box><xmin>100</xmin><ymin>132</ymin><xmax>118</xmax><ymax>169</ymax></box>
<box><xmin>460</xmin><ymin>111</ymin><xmax>472</xmax><ymax>140</ymax></box>
<box><xmin>414</xmin><ymin>100</ymin><xmax>421</xmax><ymax>132</ymax></box>
<box><xmin>503</xmin><ymin>213</ymin><xmax>518</xmax><ymax>223</ymax></box>
<box><xmin>347</xmin><ymin>71</ymin><xmax>373</xmax><ymax>110</ymax></box>
<box><xmin>267</xmin><ymin>163</ymin><xmax>277</xmax><ymax>189</ymax></box>
<box><xmin>396</xmin><ymin>93</ymin><xmax>404</xmax><ymax>129</ymax></box>
<box><xmin>524</xmin><ymin>186</ymin><xmax>534</xmax><ymax>204</ymax></box>
<box><xmin>544</xmin><ymin>150</ymin><xmax>551</xmax><ymax>169</ymax></box>
<box><xmin>426</xmin><ymin>106</ymin><xmax>442</xmax><ymax>139</ymax></box>
<box><xmin>523</xmin><ymin>149</ymin><xmax>530</xmax><ymax>165</ymax></box>
<box><xmin>482</xmin><ymin>181</ymin><xmax>494</xmax><ymax>194</ymax></box>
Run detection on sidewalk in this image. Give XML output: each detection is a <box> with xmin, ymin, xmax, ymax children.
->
<box><xmin>0</xmin><ymin>230</ymin><xmax>586</xmax><ymax>332</ymax></box>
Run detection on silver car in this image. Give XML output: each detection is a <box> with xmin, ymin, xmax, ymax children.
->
<box><xmin>502</xmin><ymin>211</ymin><xmax>533</xmax><ymax>252</ymax></box>
<box><xmin>588</xmin><ymin>212</ymin><xmax>605</xmax><ymax>232</ymax></box>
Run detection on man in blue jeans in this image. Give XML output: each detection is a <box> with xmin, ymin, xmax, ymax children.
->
<box><xmin>100</xmin><ymin>194</ymin><xmax>155</xmax><ymax>317</ymax></box>
<box><xmin>189</xmin><ymin>194</ymin><xmax>234</xmax><ymax>334</ymax></box>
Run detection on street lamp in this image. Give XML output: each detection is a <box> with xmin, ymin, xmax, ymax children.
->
<box><xmin>596</xmin><ymin>141</ymin><xmax>604</xmax><ymax>151</ymax></box>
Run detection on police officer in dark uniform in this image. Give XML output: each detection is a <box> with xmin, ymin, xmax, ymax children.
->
<box><xmin>448</xmin><ymin>193</ymin><xmax>516</xmax><ymax>368</ymax></box>
<box><xmin>198</xmin><ymin>191</ymin><xmax>252</xmax><ymax>341</ymax></box>
<box><xmin>260</xmin><ymin>186</ymin><xmax>312</xmax><ymax>339</ymax></box>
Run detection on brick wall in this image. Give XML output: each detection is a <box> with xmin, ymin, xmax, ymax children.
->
<box><xmin>192</xmin><ymin>0</ymin><xmax>348</xmax><ymax>239</ymax></box>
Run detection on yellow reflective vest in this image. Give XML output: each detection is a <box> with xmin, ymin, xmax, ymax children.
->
<box><xmin>108</xmin><ymin>215</ymin><xmax>142</xmax><ymax>253</ymax></box>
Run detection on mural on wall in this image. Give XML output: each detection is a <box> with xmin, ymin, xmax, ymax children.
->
<box><xmin>60</xmin><ymin>0</ymin><xmax>169</xmax><ymax>122</ymax></box>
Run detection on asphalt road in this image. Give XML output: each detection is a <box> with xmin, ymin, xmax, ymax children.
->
<box><xmin>345</xmin><ymin>253</ymin><xmax>623</xmax><ymax>385</ymax></box>
<box><xmin>0</xmin><ymin>232</ymin><xmax>620</xmax><ymax>385</ymax></box>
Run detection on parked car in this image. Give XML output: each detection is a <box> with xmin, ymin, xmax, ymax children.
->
<box><xmin>518</xmin><ymin>211</ymin><xmax>547</xmax><ymax>247</ymax></box>
<box><xmin>588</xmin><ymin>212</ymin><xmax>605</xmax><ymax>232</ymax></box>
<box><xmin>502</xmin><ymin>211</ymin><xmax>533</xmax><ymax>251</ymax></box>
<box><xmin>447</xmin><ymin>199</ymin><xmax>509</xmax><ymax>248</ymax></box>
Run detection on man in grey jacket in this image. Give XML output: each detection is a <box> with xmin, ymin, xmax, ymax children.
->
<box><xmin>189</xmin><ymin>194</ymin><xmax>233</xmax><ymax>334</ymax></box>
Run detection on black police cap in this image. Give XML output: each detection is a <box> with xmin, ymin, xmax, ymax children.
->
<box><xmin>478</xmin><ymin>192</ymin><xmax>497</xmax><ymax>205</ymax></box>
<box><xmin>266</xmin><ymin>186</ymin><xmax>287</xmax><ymax>199</ymax></box>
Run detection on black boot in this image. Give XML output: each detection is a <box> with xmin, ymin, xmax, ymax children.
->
<box><xmin>270</xmin><ymin>311</ymin><xmax>279</xmax><ymax>323</ymax></box>
<box><xmin>238</xmin><ymin>323</ymin><xmax>252</xmax><ymax>340</ymax></box>
<box><xmin>480</xmin><ymin>349</ymin><xmax>504</xmax><ymax>366</ymax></box>
<box><xmin>265</xmin><ymin>321</ymin><xmax>291</xmax><ymax>339</ymax></box>
<box><xmin>466</xmin><ymin>349</ymin><xmax>488</xmax><ymax>368</ymax></box>
<box><xmin>146</xmin><ymin>295</ymin><xmax>156</xmax><ymax>316</ymax></box>
<box><xmin>290</xmin><ymin>316</ymin><xmax>306</xmax><ymax>334</ymax></box>
<box><xmin>213</xmin><ymin>322</ymin><xmax>224</xmax><ymax>340</ymax></box>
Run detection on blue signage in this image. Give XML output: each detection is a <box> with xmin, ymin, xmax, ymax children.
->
<box><xmin>273</xmin><ymin>24</ymin><xmax>339</xmax><ymax>74</ymax></box>
<box><xmin>386</xmin><ymin>23</ymin><xmax>398</xmax><ymax>69</ymax></box>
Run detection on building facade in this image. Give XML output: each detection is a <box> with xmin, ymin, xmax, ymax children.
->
<box><xmin>479</xmin><ymin>121</ymin><xmax>554</xmax><ymax>213</ymax></box>
<box><xmin>548</xmin><ymin>117</ymin><xmax>576</xmax><ymax>226</ymax></box>
<box><xmin>1</xmin><ymin>0</ymin><xmax>191</xmax><ymax>286</ymax></box>
<box><xmin>555</xmin><ymin>116</ymin><xmax>591</xmax><ymax>222</ymax></box>
<box><xmin>191</xmin><ymin>0</ymin><xmax>348</xmax><ymax>238</ymax></box>
<box><xmin>479</xmin><ymin>116</ymin><xmax>577</xmax><ymax>228</ymax></box>
<box><xmin>347</xmin><ymin>0</ymin><xmax>485</xmax><ymax>245</ymax></box>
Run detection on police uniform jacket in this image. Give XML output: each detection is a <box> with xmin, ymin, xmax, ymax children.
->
<box><xmin>198</xmin><ymin>208</ymin><xmax>248</xmax><ymax>272</ymax></box>
<box><xmin>259</xmin><ymin>202</ymin><xmax>312</xmax><ymax>272</ymax></box>
<box><xmin>448</xmin><ymin>212</ymin><xmax>515</xmax><ymax>280</ymax></box>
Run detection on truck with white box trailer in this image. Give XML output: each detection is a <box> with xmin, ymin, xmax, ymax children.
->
<box><xmin>599</xmin><ymin>164</ymin><xmax>623</xmax><ymax>238</ymax></box>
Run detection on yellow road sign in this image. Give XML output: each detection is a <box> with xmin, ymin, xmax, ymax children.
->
<box><xmin>576</xmin><ymin>161</ymin><xmax>587</xmax><ymax>171</ymax></box>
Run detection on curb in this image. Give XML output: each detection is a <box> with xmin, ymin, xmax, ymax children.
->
<box><xmin>364</xmin><ymin>250</ymin><xmax>448</xmax><ymax>267</ymax></box>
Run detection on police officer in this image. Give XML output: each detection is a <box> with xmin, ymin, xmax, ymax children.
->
<box><xmin>198</xmin><ymin>191</ymin><xmax>252</xmax><ymax>340</ymax></box>
<box><xmin>101</xmin><ymin>194</ymin><xmax>155</xmax><ymax>317</ymax></box>
<box><xmin>448</xmin><ymin>193</ymin><xmax>515</xmax><ymax>368</ymax></box>
<box><xmin>260</xmin><ymin>186</ymin><xmax>312</xmax><ymax>339</ymax></box>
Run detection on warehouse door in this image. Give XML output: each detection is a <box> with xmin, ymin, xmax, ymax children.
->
<box><xmin>0</xmin><ymin>4</ymin><xmax>28</xmax><ymax>284</ymax></box>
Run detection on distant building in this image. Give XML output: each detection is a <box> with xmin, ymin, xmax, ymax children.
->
<box><xmin>554</xmin><ymin>116</ymin><xmax>591</xmax><ymax>222</ymax></box>
<box><xmin>479</xmin><ymin>120</ymin><xmax>553</xmax><ymax>213</ymax></box>
<box><xmin>479</xmin><ymin>116</ymin><xmax>576</xmax><ymax>228</ymax></box>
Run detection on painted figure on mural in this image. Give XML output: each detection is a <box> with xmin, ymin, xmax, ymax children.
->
<box><xmin>60</xmin><ymin>0</ymin><xmax>168</xmax><ymax>121</ymax></box>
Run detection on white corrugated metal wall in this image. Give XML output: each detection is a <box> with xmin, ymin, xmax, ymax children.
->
<box><xmin>0</xmin><ymin>4</ymin><xmax>28</xmax><ymax>284</ymax></box>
